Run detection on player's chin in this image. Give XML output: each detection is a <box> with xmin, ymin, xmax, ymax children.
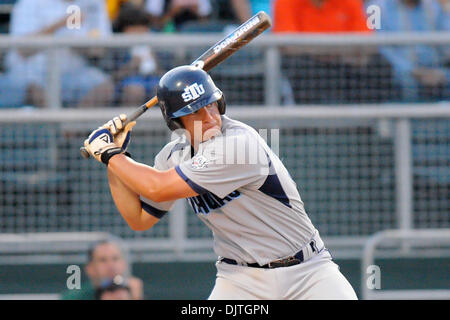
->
<box><xmin>202</xmin><ymin>126</ymin><xmax>222</xmax><ymax>142</ymax></box>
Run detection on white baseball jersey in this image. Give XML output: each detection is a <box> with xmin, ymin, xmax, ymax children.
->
<box><xmin>141</xmin><ymin>115</ymin><xmax>317</xmax><ymax>266</ymax></box>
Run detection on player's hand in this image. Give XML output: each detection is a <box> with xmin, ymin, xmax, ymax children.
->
<box><xmin>105</xmin><ymin>114</ymin><xmax>136</xmax><ymax>152</ymax></box>
<box><xmin>84</xmin><ymin>126</ymin><xmax>123</xmax><ymax>165</ymax></box>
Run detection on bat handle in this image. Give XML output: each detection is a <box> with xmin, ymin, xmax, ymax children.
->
<box><xmin>79</xmin><ymin>97</ymin><xmax>158</xmax><ymax>159</ymax></box>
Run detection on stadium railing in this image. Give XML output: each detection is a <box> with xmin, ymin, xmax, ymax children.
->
<box><xmin>361</xmin><ymin>229</ymin><xmax>450</xmax><ymax>300</ymax></box>
<box><xmin>0</xmin><ymin>231</ymin><xmax>129</xmax><ymax>265</ymax></box>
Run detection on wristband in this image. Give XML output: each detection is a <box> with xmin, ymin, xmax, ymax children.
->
<box><xmin>101</xmin><ymin>147</ymin><xmax>124</xmax><ymax>165</ymax></box>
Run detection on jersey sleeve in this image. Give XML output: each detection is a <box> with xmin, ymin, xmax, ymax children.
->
<box><xmin>140</xmin><ymin>149</ymin><xmax>177</xmax><ymax>219</ymax></box>
<box><xmin>175</xmin><ymin>133</ymin><xmax>269</xmax><ymax>199</ymax></box>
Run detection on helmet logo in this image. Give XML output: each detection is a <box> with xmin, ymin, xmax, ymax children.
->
<box><xmin>182</xmin><ymin>83</ymin><xmax>205</xmax><ymax>102</ymax></box>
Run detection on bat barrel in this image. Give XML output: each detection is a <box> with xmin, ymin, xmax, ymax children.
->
<box><xmin>194</xmin><ymin>11</ymin><xmax>272</xmax><ymax>72</ymax></box>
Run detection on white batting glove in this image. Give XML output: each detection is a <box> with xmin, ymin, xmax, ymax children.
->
<box><xmin>106</xmin><ymin>114</ymin><xmax>127</xmax><ymax>135</ymax></box>
<box><xmin>105</xmin><ymin>114</ymin><xmax>136</xmax><ymax>152</ymax></box>
<box><xmin>83</xmin><ymin>126</ymin><xmax>123</xmax><ymax>165</ymax></box>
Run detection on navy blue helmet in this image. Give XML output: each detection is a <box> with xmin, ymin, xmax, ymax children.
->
<box><xmin>157</xmin><ymin>65</ymin><xmax>226</xmax><ymax>131</ymax></box>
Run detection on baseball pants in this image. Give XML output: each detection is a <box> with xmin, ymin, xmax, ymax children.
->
<box><xmin>208</xmin><ymin>250</ymin><xmax>357</xmax><ymax>300</ymax></box>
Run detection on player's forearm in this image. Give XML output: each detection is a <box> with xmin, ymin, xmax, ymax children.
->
<box><xmin>107</xmin><ymin>167</ymin><xmax>157</xmax><ymax>231</ymax></box>
<box><xmin>108</xmin><ymin>154</ymin><xmax>164</xmax><ymax>203</ymax></box>
<box><xmin>108</xmin><ymin>167</ymin><xmax>141</xmax><ymax>213</ymax></box>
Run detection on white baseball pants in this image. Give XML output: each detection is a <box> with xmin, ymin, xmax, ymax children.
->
<box><xmin>208</xmin><ymin>250</ymin><xmax>357</xmax><ymax>300</ymax></box>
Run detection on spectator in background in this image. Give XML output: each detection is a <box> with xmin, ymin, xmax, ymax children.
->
<box><xmin>224</xmin><ymin>0</ymin><xmax>295</xmax><ymax>105</ymax></box>
<box><xmin>369</xmin><ymin>0</ymin><xmax>449</xmax><ymax>102</ymax></box>
<box><xmin>4</xmin><ymin>0</ymin><xmax>114</xmax><ymax>108</ymax></box>
<box><xmin>0</xmin><ymin>72</ymin><xmax>32</xmax><ymax>108</ymax></box>
<box><xmin>61</xmin><ymin>239</ymin><xmax>143</xmax><ymax>300</ymax></box>
<box><xmin>273</xmin><ymin>0</ymin><xmax>370</xmax><ymax>33</ymax></box>
<box><xmin>145</xmin><ymin>0</ymin><xmax>212</xmax><ymax>32</ymax></box>
<box><xmin>439</xmin><ymin>0</ymin><xmax>450</xmax><ymax>20</ymax></box>
<box><xmin>106</xmin><ymin>0</ymin><xmax>146</xmax><ymax>22</ymax></box>
<box><xmin>106</xmin><ymin>3</ymin><xmax>161</xmax><ymax>106</ymax></box>
<box><xmin>106</xmin><ymin>0</ymin><xmax>128</xmax><ymax>21</ymax></box>
<box><xmin>229</xmin><ymin>0</ymin><xmax>273</xmax><ymax>24</ymax></box>
<box><xmin>272</xmin><ymin>0</ymin><xmax>394</xmax><ymax>104</ymax></box>
<box><xmin>95</xmin><ymin>275</ymin><xmax>133</xmax><ymax>300</ymax></box>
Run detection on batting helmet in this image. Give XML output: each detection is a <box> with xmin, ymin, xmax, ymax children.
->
<box><xmin>157</xmin><ymin>65</ymin><xmax>226</xmax><ymax>131</ymax></box>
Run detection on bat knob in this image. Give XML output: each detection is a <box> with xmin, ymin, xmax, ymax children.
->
<box><xmin>80</xmin><ymin>147</ymin><xmax>91</xmax><ymax>159</ymax></box>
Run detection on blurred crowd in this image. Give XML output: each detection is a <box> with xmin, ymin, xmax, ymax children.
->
<box><xmin>0</xmin><ymin>0</ymin><xmax>448</xmax><ymax>108</ymax></box>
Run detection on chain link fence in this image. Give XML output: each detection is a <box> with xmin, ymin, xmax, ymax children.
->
<box><xmin>0</xmin><ymin>106</ymin><xmax>448</xmax><ymax>260</ymax></box>
<box><xmin>0</xmin><ymin>33</ymin><xmax>448</xmax><ymax>261</ymax></box>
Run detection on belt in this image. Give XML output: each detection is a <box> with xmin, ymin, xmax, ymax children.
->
<box><xmin>220</xmin><ymin>233</ymin><xmax>325</xmax><ymax>269</ymax></box>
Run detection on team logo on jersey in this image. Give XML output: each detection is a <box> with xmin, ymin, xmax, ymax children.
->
<box><xmin>188</xmin><ymin>190</ymin><xmax>241</xmax><ymax>215</ymax></box>
<box><xmin>182</xmin><ymin>83</ymin><xmax>205</xmax><ymax>102</ymax></box>
<box><xmin>191</xmin><ymin>154</ymin><xmax>209</xmax><ymax>169</ymax></box>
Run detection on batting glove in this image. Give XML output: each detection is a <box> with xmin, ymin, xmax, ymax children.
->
<box><xmin>105</xmin><ymin>114</ymin><xmax>136</xmax><ymax>152</ymax></box>
<box><xmin>84</xmin><ymin>127</ymin><xmax>123</xmax><ymax>165</ymax></box>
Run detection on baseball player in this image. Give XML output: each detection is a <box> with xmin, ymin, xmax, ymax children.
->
<box><xmin>84</xmin><ymin>65</ymin><xmax>357</xmax><ymax>300</ymax></box>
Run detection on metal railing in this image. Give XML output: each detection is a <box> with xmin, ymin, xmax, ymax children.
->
<box><xmin>361</xmin><ymin>229</ymin><xmax>450</xmax><ymax>300</ymax></box>
<box><xmin>0</xmin><ymin>232</ymin><xmax>130</xmax><ymax>266</ymax></box>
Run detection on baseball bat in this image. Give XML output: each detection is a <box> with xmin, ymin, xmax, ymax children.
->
<box><xmin>80</xmin><ymin>11</ymin><xmax>272</xmax><ymax>159</ymax></box>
